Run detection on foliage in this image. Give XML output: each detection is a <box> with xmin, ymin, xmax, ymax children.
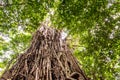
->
<box><xmin>0</xmin><ymin>0</ymin><xmax>120</xmax><ymax>80</ymax></box>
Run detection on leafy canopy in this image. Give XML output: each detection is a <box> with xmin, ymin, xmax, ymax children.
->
<box><xmin>0</xmin><ymin>0</ymin><xmax>120</xmax><ymax>79</ymax></box>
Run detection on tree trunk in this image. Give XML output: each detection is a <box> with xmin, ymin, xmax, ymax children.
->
<box><xmin>0</xmin><ymin>25</ymin><xmax>88</xmax><ymax>80</ymax></box>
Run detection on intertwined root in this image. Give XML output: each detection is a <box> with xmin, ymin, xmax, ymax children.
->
<box><xmin>1</xmin><ymin>26</ymin><xmax>88</xmax><ymax>80</ymax></box>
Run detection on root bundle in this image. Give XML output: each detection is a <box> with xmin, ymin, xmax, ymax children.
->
<box><xmin>0</xmin><ymin>26</ymin><xmax>88</xmax><ymax>80</ymax></box>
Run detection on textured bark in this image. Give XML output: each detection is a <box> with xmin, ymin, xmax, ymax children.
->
<box><xmin>0</xmin><ymin>25</ymin><xmax>88</xmax><ymax>80</ymax></box>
